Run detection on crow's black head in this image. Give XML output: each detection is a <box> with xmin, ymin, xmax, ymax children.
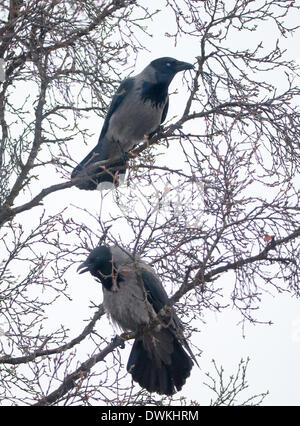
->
<box><xmin>150</xmin><ymin>57</ymin><xmax>194</xmax><ymax>84</ymax></box>
<box><xmin>77</xmin><ymin>245</ymin><xmax>113</xmax><ymax>281</ymax></box>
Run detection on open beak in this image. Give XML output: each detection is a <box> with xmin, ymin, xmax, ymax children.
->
<box><xmin>175</xmin><ymin>60</ymin><xmax>194</xmax><ymax>72</ymax></box>
<box><xmin>77</xmin><ymin>261</ymin><xmax>89</xmax><ymax>274</ymax></box>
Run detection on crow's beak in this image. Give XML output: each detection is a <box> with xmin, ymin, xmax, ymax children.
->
<box><xmin>175</xmin><ymin>60</ymin><xmax>194</xmax><ymax>72</ymax></box>
<box><xmin>77</xmin><ymin>261</ymin><xmax>89</xmax><ymax>274</ymax></box>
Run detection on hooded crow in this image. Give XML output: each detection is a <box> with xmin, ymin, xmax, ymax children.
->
<box><xmin>77</xmin><ymin>245</ymin><xmax>197</xmax><ymax>395</ymax></box>
<box><xmin>71</xmin><ymin>57</ymin><xmax>194</xmax><ymax>190</ymax></box>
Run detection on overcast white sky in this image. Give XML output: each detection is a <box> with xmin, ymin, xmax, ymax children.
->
<box><xmin>2</xmin><ymin>1</ymin><xmax>299</xmax><ymax>406</ymax></box>
<box><xmin>133</xmin><ymin>3</ymin><xmax>300</xmax><ymax>406</ymax></box>
<box><xmin>58</xmin><ymin>2</ymin><xmax>300</xmax><ymax>405</ymax></box>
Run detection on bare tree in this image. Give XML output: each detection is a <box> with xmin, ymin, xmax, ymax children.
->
<box><xmin>0</xmin><ymin>0</ymin><xmax>299</xmax><ymax>406</ymax></box>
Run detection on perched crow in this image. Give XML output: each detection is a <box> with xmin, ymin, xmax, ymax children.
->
<box><xmin>71</xmin><ymin>57</ymin><xmax>194</xmax><ymax>190</ymax></box>
<box><xmin>77</xmin><ymin>245</ymin><xmax>197</xmax><ymax>395</ymax></box>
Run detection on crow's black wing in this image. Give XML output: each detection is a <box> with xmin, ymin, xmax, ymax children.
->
<box><xmin>141</xmin><ymin>268</ymin><xmax>181</xmax><ymax>330</ymax></box>
<box><xmin>141</xmin><ymin>268</ymin><xmax>198</xmax><ymax>366</ymax></box>
<box><xmin>141</xmin><ymin>269</ymin><xmax>169</xmax><ymax>314</ymax></box>
<box><xmin>98</xmin><ymin>77</ymin><xmax>134</xmax><ymax>141</ymax></box>
<box><xmin>71</xmin><ymin>78</ymin><xmax>134</xmax><ymax>189</ymax></box>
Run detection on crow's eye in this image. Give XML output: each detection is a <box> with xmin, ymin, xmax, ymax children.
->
<box><xmin>166</xmin><ymin>62</ymin><xmax>171</xmax><ymax>67</ymax></box>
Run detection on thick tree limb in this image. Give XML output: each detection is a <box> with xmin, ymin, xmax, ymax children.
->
<box><xmin>0</xmin><ymin>305</ymin><xmax>105</xmax><ymax>366</ymax></box>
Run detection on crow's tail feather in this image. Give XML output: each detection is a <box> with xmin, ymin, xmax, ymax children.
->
<box><xmin>127</xmin><ymin>329</ymin><xmax>193</xmax><ymax>395</ymax></box>
<box><xmin>71</xmin><ymin>144</ymin><xmax>126</xmax><ymax>190</ymax></box>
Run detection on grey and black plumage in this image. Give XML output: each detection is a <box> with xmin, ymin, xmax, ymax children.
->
<box><xmin>77</xmin><ymin>245</ymin><xmax>197</xmax><ymax>395</ymax></box>
<box><xmin>71</xmin><ymin>57</ymin><xmax>194</xmax><ymax>190</ymax></box>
